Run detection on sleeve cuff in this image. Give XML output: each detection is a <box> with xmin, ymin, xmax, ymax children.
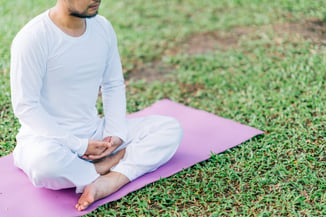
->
<box><xmin>77</xmin><ymin>138</ymin><xmax>88</xmax><ymax>156</ymax></box>
<box><xmin>67</xmin><ymin>136</ymin><xmax>88</xmax><ymax>156</ymax></box>
<box><xmin>103</xmin><ymin>132</ymin><xmax>127</xmax><ymax>143</ymax></box>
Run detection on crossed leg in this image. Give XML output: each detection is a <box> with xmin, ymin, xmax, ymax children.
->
<box><xmin>75</xmin><ymin>149</ymin><xmax>129</xmax><ymax>211</ymax></box>
<box><xmin>76</xmin><ymin>115</ymin><xmax>183</xmax><ymax>211</ymax></box>
<box><xmin>93</xmin><ymin>148</ymin><xmax>126</xmax><ymax>175</ymax></box>
<box><xmin>75</xmin><ymin>171</ymin><xmax>129</xmax><ymax>211</ymax></box>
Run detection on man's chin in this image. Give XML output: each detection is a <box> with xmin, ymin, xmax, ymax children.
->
<box><xmin>70</xmin><ymin>11</ymin><xmax>98</xmax><ymax>19</ymax></box>
<box><xmin>87</xmin><ymin>11</ymin><xmax>98</xmax><ymax>18</ymax></box>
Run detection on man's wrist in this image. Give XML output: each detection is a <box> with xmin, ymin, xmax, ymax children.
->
<box><xmin>77</xmin><ymin>138</ymin><xmax>89</xmax><ymax>156</ymax></box>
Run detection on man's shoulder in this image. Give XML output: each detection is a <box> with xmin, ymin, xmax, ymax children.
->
<box><xmin>19</xmin><ymin>11</ymin><xmax>49</xmax><ymax>33</ymax></box>
<box><xmin>12</xmin><ymin>11</ymin><xmax>49</xmax><ymax>52</ymax></box>
<box><xmin>89</xmin><ymin>15</ymin><xmax>116</xmax><ymax>42</ymax></box>
<box><xmin>14</xmin><ymin>11</ymin><xmax>49</xmax><ymax>42</ymax></box>
<box><xmin>93</xmin><ymin>15</ymin><xmax>110</xmax><ymax>24</ymax></box>
<box><xmin>91</xmin><ymin>15</ymin><xmax>115</xmax><ymax>31</ymax></box>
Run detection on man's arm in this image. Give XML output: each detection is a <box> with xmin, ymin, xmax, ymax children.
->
<box><xmin>101</xmin><ymin>21</ymin><xmax>128</xmax><ymax>143</ymax></box>
<box><xmin>10</xmin><ymin>30</ymin><xmax>89</xmax><ymax>156</ymax></box>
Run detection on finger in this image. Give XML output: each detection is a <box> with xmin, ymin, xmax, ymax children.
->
<box><xmin>86</xmin><ymin>146</ymin><xmax>116</xmax><ymax>160</ymax></box>
<box><xmin>85</xmin><ymin>154</ymin><xmax>103</xmax><ymax>160</ymax></box>
<box><xmin>81</xmin><ymin>155</ymin><xmax>90</xmax><ymax>160</ymax></box>
<box><xmin>100</xmin><ymin>141</ymin><xmax>112</xmax><ymax>148</ymax></box>
<box><xmin>87</xmin><ymin>150</ymin><xmax>111</xmax><ymax>160</ymax></box>
<box><xmin>93</xmin><ymin>141</ymin><xmax>111</xmax><ymax>150</ymax></box>
<box><xmin>88</xmin><ymin>140</ymin><xmax>110</xmax><ymax>152</ymax></box>
<box><xmin>108</xmin><ymin>139</ymin><xmax>119</xmax><ymax>147</ymax></box>
<box><xmin>102</xmin><ymin>136</ymin><xmax>112</xmax><ymax>143</ymax></box>
<box><xmin>111</xmin><ymin>136</ymin><xmax>122</xmax><ymax>147</ymax></box>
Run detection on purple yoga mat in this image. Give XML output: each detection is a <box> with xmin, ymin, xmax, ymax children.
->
<box><xmin>0</xmin><ymin>99</ymin><xmax>263</xmax><ymax>217</ymax></box>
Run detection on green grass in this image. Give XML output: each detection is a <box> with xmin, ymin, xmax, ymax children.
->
<box><xmin>1</xmin><ymin>0</ymin><xmax>325</xmax><ymax>216</ymax></box>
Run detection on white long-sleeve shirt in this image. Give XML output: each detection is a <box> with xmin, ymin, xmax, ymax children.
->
<box><xmin>10</xmin><ymin>11</ymin><xmax>128</xmax><ymax>156</ymax></box>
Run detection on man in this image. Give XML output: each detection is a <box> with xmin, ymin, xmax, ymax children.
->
<box><xmin>10</xmin><ymin>0</ymin><xmax>183</xmax><ymax>211</ymax></box>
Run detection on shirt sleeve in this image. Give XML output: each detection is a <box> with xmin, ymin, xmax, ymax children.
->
<box><xmin>10</xmin><ymin>30</ymin><xmax>88</xmax><ymax>156</ymax></box>
<box><xmin>101</xmin><ymin>23</ymin><xmax>128</xmax><ymax>142</ymax></box>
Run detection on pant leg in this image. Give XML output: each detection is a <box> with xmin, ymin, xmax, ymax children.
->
<box><xmin>111</xmin><ymin>115</ymin><xmax>183</xmax><ymax>181</ymax></box>
<box><xmin>13</xmin><ymin>120</ymin><xmax>106</xmax><ymax>193</ymax></box>
<box><xmin>13</xmin><ymin>136</ymin><xmax>100</xmax><ymax>193</ymax></box>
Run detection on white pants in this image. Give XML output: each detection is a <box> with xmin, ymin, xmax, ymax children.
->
<box><xmin>13</xmin><ymin>115</ymin><xmax>183</xmax><ymax>193</ymax></box>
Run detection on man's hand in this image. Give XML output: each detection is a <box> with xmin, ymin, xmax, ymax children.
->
<box><xmin>82</xmin><ymin>136</ymin><xmax>122</xmax><ymax>160</ymax></box>
<box><xmin>98</xmin><ymin>136</ymin><xmax>123</xmax><ymax>158</ymax></box>
<box><xmin>82</xmin><ymin>139</ymin><xmax>111</xmax><ymax>160</ymax></box>
<box><xmin>103</xmin><ymin>136</ymin><xmax>122</xmax><ymax>148</ymax></box>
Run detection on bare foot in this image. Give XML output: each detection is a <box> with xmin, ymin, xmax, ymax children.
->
<box><xmin>94</xmin><ymin>148</ymin><xmax>126</xmax><ymax>175</ymax></box>
<box><xmin>75</xmin><ymin>171</ymin><xmax>130</xmax><ymax>211</ymax></box>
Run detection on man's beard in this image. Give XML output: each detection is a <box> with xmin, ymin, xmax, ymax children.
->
<box><xmin>70</xmin><ymin>11</ymin><xmax>98</xmax><ymax>19</ymax></box>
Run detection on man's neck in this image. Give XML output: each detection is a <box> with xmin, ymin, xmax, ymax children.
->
<box><xmin>49</xmin><ymin>5</ymin><xmax>86</xmax><ymax>37</ymax></box>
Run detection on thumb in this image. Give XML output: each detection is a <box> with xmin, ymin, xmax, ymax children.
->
<box><xmin>103</xmin><ymin>136</ymin><xmax>112</xmax><ymax>143</ymax></box>
<box><xmin>102</xmin><ymin>141</ymin><xmax>112</xmax><ymax>148</ymax></box>
<box><xmin>95</xmin><ymin>140</ymin><xmax>110</xmax><ymax>148</ymax></box>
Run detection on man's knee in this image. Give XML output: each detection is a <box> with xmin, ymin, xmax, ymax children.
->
<box><xmin>159</xmin><ymin>115</ymin><xmax>183</xmax><ymax>144</ymax></box>
<box><xmin>27</xmin><ymin>146</ymin><xmax>75</xmax><ymax>190</ymax></box>
<box><xmin>152</xmin><ymin>115</ymin><xmax>183</xmax><ymax>156</ymax></box>
<box><xmin>29</xmin><ymin>158</ymin><xmax>65</xmax><ymax>189</ymax></box>
<box><xmin>171</xmin><ymin>117</ymin><xmax>183</xmax><ymax>140</ymax></box>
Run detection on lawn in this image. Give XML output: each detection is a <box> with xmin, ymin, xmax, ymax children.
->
<box><xmin>1</xmin><ymin>0</ymin><xmax>325</xmax><ymax>216</ymax></box>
